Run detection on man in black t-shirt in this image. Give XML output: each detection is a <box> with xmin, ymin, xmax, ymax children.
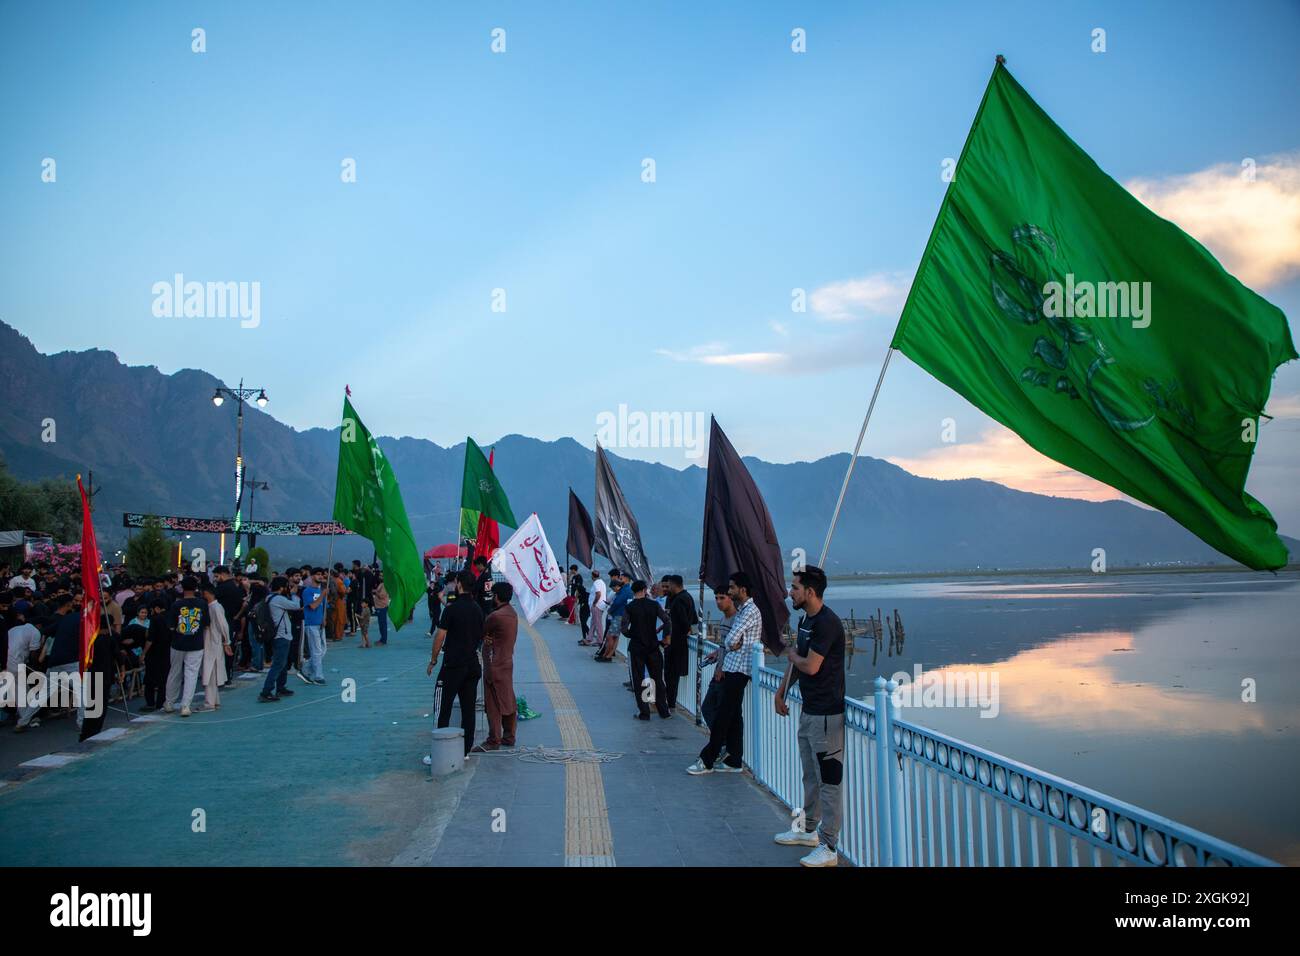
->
<box><xmin>428</xmin><ymin>570</ymin><xmax>484</xmax><ymax>756</ymax></box>
<box><xmin>621</xmin><ymin>581</ymin><xmax>672</xmax><ymax>720</ymax></box>
<box><xmin>773</xmin><ymin>565</ymin><xmax>844</xmax><ymax>867</ymax></box>
<box><xmin>163</xmin><ymin>576</ymin><xmax>211</xmax><ymax>717</ymax></box>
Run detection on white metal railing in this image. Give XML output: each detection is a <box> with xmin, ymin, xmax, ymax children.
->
<box><xmin>681</xmin><ymin>633</ymin><xmax>1276</xmax><ymax>868</ymax></box>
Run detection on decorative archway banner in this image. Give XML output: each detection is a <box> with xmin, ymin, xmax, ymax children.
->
<box><xmin>122</xmin><ymin>513</ymin><xmax>354</xmax><ymax>536</ymax></box>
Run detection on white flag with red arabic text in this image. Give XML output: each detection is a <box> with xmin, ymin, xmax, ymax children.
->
<box><xmin>493</xmin><ymin>512</ymin><xmax>565</xmax><ymax>624</ymax></box>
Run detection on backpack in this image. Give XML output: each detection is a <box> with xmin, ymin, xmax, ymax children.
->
<box><xmin>254</xmin><ymin>597</ymin><xmax>277</xmax><ymax>644</ymax></box>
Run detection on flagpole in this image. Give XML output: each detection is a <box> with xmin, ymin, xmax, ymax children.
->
<box><xmin>818</xmin><ymin>347</ymin><xmax>895</xmax><ymax>566</ymax></box>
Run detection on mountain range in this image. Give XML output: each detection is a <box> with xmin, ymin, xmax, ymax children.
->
<box><xmin>1</xmin><ymin>320</ymin><xmax>1293</xmax><ymax>573</ymax></box>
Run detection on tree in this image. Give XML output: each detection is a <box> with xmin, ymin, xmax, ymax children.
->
<box><xmin>246</xmin><ymin>545</ymin><xmax>270</xmax><ymax>576</ymax></box>
<box><xmin>0</xmin><ymin>456</ymin><xmax>80</xmax><ymax>542</ymax></box>
<box><xmin>126</xmin><ymin>516</ymin><xmax>172</xmax><ymax>577</ymax></box>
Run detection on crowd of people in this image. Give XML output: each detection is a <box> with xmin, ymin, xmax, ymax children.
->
<box><xmin>5</xmin><ymin>547</ymin><xmax>847</xmax><ymax>866</ymax></box>
<box><xmin>1</xmin><ymin>555</ymin><xmax>397</xmax><ymax>735</ymax></box>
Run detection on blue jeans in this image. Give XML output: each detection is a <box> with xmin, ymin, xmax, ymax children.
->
<box><xmin>377</xmin><ymin>608</ymin><xmax>389</xmax><ymax>643</ymax></box>
<box><xmin>262</xmin><ymin>637</ymin><xmax>290</xmax><ymax>696</ymax></box>
<box><xmin>247</xmin><ymin>619</ymin><xmax>263</xmax><ymax>671</ymax></box>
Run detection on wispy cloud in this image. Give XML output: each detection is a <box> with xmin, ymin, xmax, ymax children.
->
<box><xmin>1126</xmin><ymin>152</ymin><xmax>1300</xmax><ymax>288</ymax></box>
<box><xmin>809</xmin><ymin>271</ymin><xmax>912</xmax><ymax>322</ymax></box>
<box><xmin>1265</xmin><ymin>392</ymin><xmax>1300</xmax><ymax>419</ymax></box>
<box><xmin>657</xmin><ymin>338</ymin><xmax>872</xmax><ymax>375</ymax></box>
<box><xmin>662</xmin><ymin>269</ymin><xmax>909</xmax><ymax>374</ymax></box>
<box><xmin>887</xmin><ymin>425</ymin><xmax>1124</xmax><ymax>501</ymax></box>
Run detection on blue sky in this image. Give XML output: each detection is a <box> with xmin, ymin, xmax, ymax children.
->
<box><xmin>2</xmin><ymin>1</ymin><xmax>1299</xmax><ymax>530</ymax></box>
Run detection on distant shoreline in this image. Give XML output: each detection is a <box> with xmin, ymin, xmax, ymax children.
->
<box><xmin>824</xmin><ymin>563</ymin><xmax>1299</xmax><ymax>583</ymax></box>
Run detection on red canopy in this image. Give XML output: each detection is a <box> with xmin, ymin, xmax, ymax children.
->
<box><xmin>424</xmin><ymin>543</ymin><xmax>467</xmax><ymax>559</ymax></box>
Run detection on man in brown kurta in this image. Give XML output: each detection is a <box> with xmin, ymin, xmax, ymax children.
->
<box><xmin>476</xmin><ymin>581</ymin><xmax>519</xmax><ymax>752</ymax></box>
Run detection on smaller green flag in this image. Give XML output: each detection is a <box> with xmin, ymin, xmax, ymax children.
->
<box><xmin>459</xmin><ymin>507</ymin><xmax>480</xmax><ymax>541</ymax></box>
<box><xmin>460</xmin><ymin>437</ymin><xmax>517</xmax><ymax>529</ymax></box>
<box><xmin>332</xmin><ymin>395</ymin><xmax>426</xmax><ymax>631</ymax></box>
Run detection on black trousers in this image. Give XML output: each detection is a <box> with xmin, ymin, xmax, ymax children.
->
<box><xmin>288</xmin><ymin>626</ymin><xmax>303</xmax><ymax>671</ymax></box>
<box><xmin>436</xmin><ymin>663</ymin><xmax>481</xmax><ymax>755</ymax></box>
<box><xmin>663</xmin><ymin>644</ymin><xmax>688</xmax><ymax>709</ymax></box>
<box><xmin>144</xmin><ymin>651</ymin><xmax>169</xmax><ymax>707</ymax></box>
<box><xmin>578</xmin><ymin>602</ymin><xmax>590</xmax><ymax>639</ymax></box>
<box><xmin>629</xmin><ymin>643</ymin><xmax>670</xmax><ymax>718</ymax></box>
<box><xmin>699</xmin><ymin>672</ymin><xmax>749</xmax><ymax>768</ymax></box>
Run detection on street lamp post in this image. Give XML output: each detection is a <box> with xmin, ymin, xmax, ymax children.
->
<box><xmin>247</xmin><ymin>477</ymin><xmax>270</xmax><ymax>551</ymax></box>
<box><xmin>212</xmin><ymin>378</ymin><xmax>269</xmax><ymax>562</ymax></box>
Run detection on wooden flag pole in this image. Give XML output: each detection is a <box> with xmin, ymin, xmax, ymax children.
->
<box><xmin>818</xmin><ymin>347</ymin><xmax>895</xmax><ymax>567</ymax></box>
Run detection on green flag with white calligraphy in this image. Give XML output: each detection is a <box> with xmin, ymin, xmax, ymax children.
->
<box><xmin>892</xmin><ymin>62</ymin><xmax>1296</xmax><ymax>570</ymax></box>
<box><xmin>332</xmin><ymin>395</ymin><xmax>425</xmax><ymax>629</ymax></box>
<box><xmin>460</xmin><ymin>436</ymin><xmax>517</xmax><ymax>533</ymax></box>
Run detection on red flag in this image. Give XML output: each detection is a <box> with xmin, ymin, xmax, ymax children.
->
<box><xmin>77</xmin><ymin>475</ymin><xmax>101</xmax><ymax>674</ymax></box>
<box><xmin>474</xmin><ymin>448</ymin><xmax>500</xmax><ymax>560</ymax></box>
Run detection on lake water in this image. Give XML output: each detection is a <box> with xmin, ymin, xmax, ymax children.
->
<box><xmin>700</xmin><ymin>568</ymin><xmax>1300</xmax><ymax>863</ymax></box>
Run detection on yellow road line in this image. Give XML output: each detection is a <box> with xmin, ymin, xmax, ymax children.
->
<box><xmin>520</xmin><ymin>617</ymin><xmax>616</xmax><ymax>867</ymax></box>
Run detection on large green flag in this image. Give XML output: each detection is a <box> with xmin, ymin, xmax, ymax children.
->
<box><xmin>332</xmin><ymin>395</ymin><xmax>425</xmax><ymax>630</ymax></box>
<box><xmin>893</xmin><ymin>61</ymin><xmax>1296</xmax><ymax>570</ymax></box>
<box><xmin>460</xmin><ymin>437</ymin><xmax>516</xmax><ymax>534</ymax></box>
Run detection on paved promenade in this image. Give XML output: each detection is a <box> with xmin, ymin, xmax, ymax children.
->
<box><xmin>0</xmin><ymin>605</ymin><xmax>801</xmax><ymax>867</ymax></box>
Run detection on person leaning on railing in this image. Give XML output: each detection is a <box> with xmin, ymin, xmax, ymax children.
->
<box><xmin>687</xmin><ymin>572</ymin><xmax>761</xmax><ymax>775</ymax></box>
<box><xmin>773</xmin><ymin>565</ymin><xmax>846</xmax><ymax>868</ymax></box>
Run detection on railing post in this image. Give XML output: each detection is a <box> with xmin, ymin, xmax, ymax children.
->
<box><xmin>693</xmin><ymin>634</ymin><xmax>702</xmax><ymax>727</ymax></box>
<box><xmin>874</xmin><ymin>677</ymin><xmax>907</xmax><ymax>866</ymax></box>
<box><xmin>748</xmin><ymin>643</ymin><xmax>763</xmax><ymax>781</ymax></box>
<box><xmin>886</xmin><ymin>678</ymin><xmax>908</xmax><ymax>867</ymax></box>
<box><xmin>873</xmin><ymin>678</ymin><xmax>893</xmax><ymax>866</ymax></box>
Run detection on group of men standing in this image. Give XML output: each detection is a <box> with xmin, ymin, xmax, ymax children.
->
<box><xmin>427</xmin><ymin>568</ymin><xmax>520</xmax><ymax>757</ymax></box>
<box><xmin>563</xmin><ymin>561</ymin><xmax>847</xmax><ymax>867</ymax></box>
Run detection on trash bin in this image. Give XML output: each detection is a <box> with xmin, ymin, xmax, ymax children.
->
<box><xmin>429</xmin><ymin>727</ymin><xmax>464</xmax><ymax>776</ymax></box>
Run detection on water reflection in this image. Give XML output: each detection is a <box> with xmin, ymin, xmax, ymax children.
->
<box><xmin>812</xmin><ymin>569</ymin><xmax>1300</xmax><ymax>861</ymax></box>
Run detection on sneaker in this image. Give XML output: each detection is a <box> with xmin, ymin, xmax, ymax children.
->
<box><xmin>715</xmin><ymin>762</ymin><xmax>744</xmax><ymax>773</ymax></box>
<box><xmin>180</xmin><ymin>706</ymin><xmax>192</xmax><ymax>717</ymax></box>
<box><xmin>634</xmin><ymin>712</ymin><xmax>650</xmax><ymax>721</ymax></box>
<box><xmin>774</xmin><ymin>827</ymin><xmax>820</xmax><ymax>847</ymax></box>
<box><xmin>686</xmin><ymin>759</ymin><xmax>713</xmax><ymax>775</ymax></box>
<box><xmin>278</xmin><ymin>688</ymin><xmax>295</xmax><ymax>696</ymax></box>
<box><xmin>257</xmin><ymin>694</ymin><xmax>280</xmax><ymax>703</ymax></box>
<box><xmin>162</xmin><ymin>703</ymin><xmax>176</xmax><ymax>713</ymax></box>
<box><xmin>799</xmin><ymin>843</ymin><xmax>839</xmax><ymax>867</ymax></box>
<box><xmin>313</xmin><ymin>677</ymin><xmax>327</xmax><ymax>685</ymax></box>
<box><xmin>296</xmin><ymin>670</ymin><xmax>312</xmax><ymax>684</ymax></box>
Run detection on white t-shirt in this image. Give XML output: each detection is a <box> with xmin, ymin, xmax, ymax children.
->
<box><xmin>591</xmin><ymin>577</ymin><xmax>608</xmax><ymax>610</ymax></box>
<box><xmin>8</xmin><ymin>575</ymin><xmax>35</xmax><ymax>592</ymax></box>
<box><xmin>7</xmin><ymin>623</ymin><xmax>42</xmax><ymax>672</ymax></box>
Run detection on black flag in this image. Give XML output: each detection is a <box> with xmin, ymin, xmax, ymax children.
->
<box><xmin>593</xmin><ymin>443</ymin><xmax>653</xmax><ymax>582</ymax></box>
<box><xmin>700</xmin><ymin>416</ymin><xmax>789</xmax><ymax>654</ymax></box>
<box><xmin>567</xmin><ymin>487</ymin><xmax>595</xmax><ymax>568</ymax></box>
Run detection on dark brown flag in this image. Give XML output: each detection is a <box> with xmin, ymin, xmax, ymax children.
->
<box><xmin>700</xmin><ymin>416</ymin><xmax>789</xmax><ymax>653</ymax></box>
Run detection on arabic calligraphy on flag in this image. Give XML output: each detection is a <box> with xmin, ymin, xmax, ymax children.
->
<box><xmin>494</xmin><ymin>513</ymin><xmax>564</xmax><ymax>625</ymax></box>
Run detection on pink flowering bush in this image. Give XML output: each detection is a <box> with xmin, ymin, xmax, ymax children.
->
<box><xmin>28</xmin><ymin>542</ymin><xmax>83</xmax><ymax>575</ymax></box>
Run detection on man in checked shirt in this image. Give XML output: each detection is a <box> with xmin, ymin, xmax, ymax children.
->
<box><xmin>687</xmin><ymin>571</ymin><xmax>761</xmax><ymax>775</ymax></box>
